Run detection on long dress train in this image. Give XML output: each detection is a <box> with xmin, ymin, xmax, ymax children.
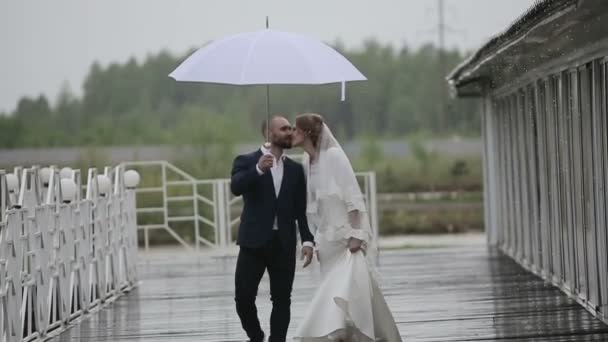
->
<box><xmin>294</xmin><ymin>236</ymin><xmax>402</xmax><ymax>341</ymax></box>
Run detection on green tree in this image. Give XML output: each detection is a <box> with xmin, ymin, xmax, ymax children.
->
<box><xmin>4</xmin><ymin>40</ymin><xmax>481</xmax><ymax>149</ymax></box>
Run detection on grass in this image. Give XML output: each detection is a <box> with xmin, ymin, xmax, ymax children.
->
<box><xmin>379</xmin><ymin>206</ymin><xmax>484</xmax><ymax>235</ymax></box>
<box><xmin>380</xmin><ymin>244</ymin><xmax>450</xmax><ymax>250</ymax></box>
<box><xmin>355</xmin><ymin>153</ymin><xmax>483</xmax><ymax>194</ymax></box>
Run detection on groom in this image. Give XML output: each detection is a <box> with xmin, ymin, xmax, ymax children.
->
<box><xmin>230</xmin><ymin>115</ymin><xmax>315</xmax><ymax>342</ymax></box>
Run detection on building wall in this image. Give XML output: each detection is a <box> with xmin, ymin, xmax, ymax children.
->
<box><xmin>485</xmin><ymin>56</ymin><xmax>608</xmax><ymax>323</ymax></box>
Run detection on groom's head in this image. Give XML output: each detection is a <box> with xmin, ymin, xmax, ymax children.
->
<box><xmin>262</xmin><ymin>115</ymin><xmax>293</xmax><ymax>149</ymax></box>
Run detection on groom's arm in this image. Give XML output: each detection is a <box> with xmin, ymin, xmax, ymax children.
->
<box><xmin>295</xmin><ymin>165</ymin><xmax>314</xmax><ymax>246</ymax></box>
<box><xmin>230</xmin><ymin>154</ymin><xmax>261</xmax><ymax>196</ymax></box>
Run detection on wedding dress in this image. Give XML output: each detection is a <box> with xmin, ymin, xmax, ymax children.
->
<box><xmin>294</xmin><ymin>124</ymin><xmax>402</xmax><ymax>342</ymax></box>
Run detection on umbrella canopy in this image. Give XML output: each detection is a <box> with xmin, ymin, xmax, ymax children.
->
<box><xmin>169</xmin><ymin>29</ymin><xmax>366</xmax><ymax>97</ymax></box>
<box><xmin>169</xmin><ymin>27</ymin><xmax>367</xmax><ymax>139</ymax></box>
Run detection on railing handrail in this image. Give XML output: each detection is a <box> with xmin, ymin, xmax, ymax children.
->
<box><xmin>122</xmin><ymin>160</ymin><xmax>378</xmax><ymax>254</ymax></box>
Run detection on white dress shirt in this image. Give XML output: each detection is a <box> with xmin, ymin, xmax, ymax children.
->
<box><xmin>258</xmin><ymin>145</ymin><xmax>284</xmax><ymax>197</ymax></box>
<box><xmin>256</xmin><ymin>146</ymin><xmax>285</xmax><ymax>231</ymax></box>
<box><xmin>256</xmin><ymin>146</ymin><xmax>314</xmax><ymax>248</ymax></box>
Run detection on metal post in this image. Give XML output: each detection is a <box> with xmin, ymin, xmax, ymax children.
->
<box><xmin>224</xmin><ymin>180</ymin><xmax>231</xmax><ymax>247</ymax></box>
<box><xmin>217</xmin><ymin>181</ymin><xmax>227</xmax><ymax>249</ymax></box>
<box><xmin>1</xmin><ymin>171</ymin><xmax>5</xmax><ymax>225</ymax></box>
<box><xmin>144</xmin><ymin>227</ymin><xmax>149</xmax><ymax>252</ymax></box>
<box><xmin>161</xmin><ymin>162</ymin><xmax>168</xmax><ymax>252</ymax></box>
<box><xmin>193</xmin><ymin>182</ymin><xmax>200</xmax><ymax>251</ymax></box>
<box><xmin>213</xmin><ymin>181</ymin><xmax>220</xmax><ymax>248</ymax></box>
<box><xmin>368</xmin><ymin>172</ymin><xmax>379</xmax><ymax>240</ymax></box>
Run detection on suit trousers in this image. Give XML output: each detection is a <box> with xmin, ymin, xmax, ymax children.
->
<box><xmin>235</xmin><ymin>231</ymin><xmax>296</xmax><ymax>342</ymax></box>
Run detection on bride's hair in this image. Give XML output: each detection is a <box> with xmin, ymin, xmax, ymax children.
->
<box><xmin>296</xmin><ymin>113</ymin><xmax>324</xmax><ymax>148</ymax></box>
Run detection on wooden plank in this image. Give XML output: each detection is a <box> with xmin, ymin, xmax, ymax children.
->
<box><xmin>47</xmin><ymin>245</ymin><xmax>608</xmax><ymax>341</ymax></box>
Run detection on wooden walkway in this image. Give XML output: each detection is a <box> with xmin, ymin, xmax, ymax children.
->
<box><xmin>48</xmin><ymin>245</ymin><xmax>608</xmax><ymax>341</ymax></box>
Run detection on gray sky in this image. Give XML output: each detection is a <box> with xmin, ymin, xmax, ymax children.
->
<box><xmin>0</xmin><ymin>0</ymin><xmax>534</xmax><ymax>113</ymax></box>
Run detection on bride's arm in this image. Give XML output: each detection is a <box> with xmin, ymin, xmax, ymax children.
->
<box><xmin>328</xmin><ymin>149</ymin><xmax>370</xmax><ymax>253</ymax></box>
<box><xmin>347</xmin><ymin>210</ymin><xmax>366</xmax><ymax>253</ymax></box>
<box><xmin>328</xmin><ymin>149</ymin><xmax>369</xmax><ymax>252</ymax></box>
<box><xmin>296</xmin><ymin>164</ymin><xmax>315</xmax><ymax>245</ymax></box>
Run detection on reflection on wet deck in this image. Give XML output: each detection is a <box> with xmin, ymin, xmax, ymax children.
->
<box><xmin>48</xmin><ymin>246</ymin><xmax>608</xmax><ymax>341</ymax></box>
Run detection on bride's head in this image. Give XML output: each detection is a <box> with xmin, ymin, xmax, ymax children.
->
<box><xmin>293</xmin><ymin>113</ymin><xmax>324</xmax><ymax>148</ymax></box>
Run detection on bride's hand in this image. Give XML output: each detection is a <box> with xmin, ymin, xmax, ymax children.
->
<box><xmin>348</xmin><ymin>237</ymin><xmax>363</xmax><ymax>253</ymax></box>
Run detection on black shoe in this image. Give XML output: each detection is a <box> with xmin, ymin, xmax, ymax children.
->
<box><xmin>249</xmin><ymin>332</ymin><xmax>265</xmax><ymax>342</ymax></box>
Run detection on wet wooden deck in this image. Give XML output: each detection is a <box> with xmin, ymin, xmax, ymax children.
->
<box><xmin>48</xmin><ymin>245</ymin><xmax>608</xmax><ymax>341</ymax></box>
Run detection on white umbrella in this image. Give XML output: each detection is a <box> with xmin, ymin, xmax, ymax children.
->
<box><xmin>169</xmin><ymin>29</ymin><xmax>366</xmax><ymax>87</ymax></box>
<box><xmin>169</xmin><ymin>23</ymin><xmax>367</xmax><ymax>134</ymax></box>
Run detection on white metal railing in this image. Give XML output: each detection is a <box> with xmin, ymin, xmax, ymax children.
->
<box><xmin>0</xmin><ymin>165</ymin><xmax>138</xmax><ymax>342</ymax></box>
<box><xmin>122</xmin><ymin>160</ymin><xmax>378</xmax><ymax>252</ymax></box>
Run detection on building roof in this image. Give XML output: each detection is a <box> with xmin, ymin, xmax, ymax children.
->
<box><xmin>448</xmin><ymin>0</ymin><xmax>608</xmax><ymax>97</ymax></box>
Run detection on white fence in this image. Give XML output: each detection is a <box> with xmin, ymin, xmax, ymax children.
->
<box><xmin>0</xmin><ymin>165</ymin><xmax>138</xmax><ymax>342</ymax></box>
<box><xmin>122</xmin><ymin>160</ymin><xmax>378</xmax><ymax>252</ymax></box>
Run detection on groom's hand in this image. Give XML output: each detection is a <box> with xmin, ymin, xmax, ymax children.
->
<box><xmin>257</xmin><ymin>155</ymin><xmax>274</xmax><ymax>173</ymax></box>
<box><xmin>301</xmin><ymin>246</ymin><xmax>314</xmax><ymax>268</ymax></box>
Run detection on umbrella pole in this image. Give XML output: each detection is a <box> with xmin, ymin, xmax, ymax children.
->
<box><xmin>266</xmin><ymin>84</ymin><xmax>271</xmax><ymax>143</ymax></box>
<box><xmin>265</xmin><ymin>16</ymin><xmax>271</xmax><ymax>144</ymax></box>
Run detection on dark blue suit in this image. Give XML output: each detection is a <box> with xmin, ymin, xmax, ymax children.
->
<box><xmin>230</xmin><ymin>149</ymin><xmax>314</xmax><ymax>342</ymax></box>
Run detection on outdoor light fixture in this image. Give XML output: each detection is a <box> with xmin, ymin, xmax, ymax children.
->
<box><xmin>60</xmin><ymin>167</ymin><xmax>73</xmax><ymax>179</ymax></box>
<box><xmin>40</xmin><ymin>167</ymin><xmax>51</xmax><ymax>187</ymax></box>
<box><xmin>6</xmin><ymin>173</ymin><xmax>19</xmax><ymax>193</ymax></box>
<box><xmin>97</xmin><ymin>175</ymin><xmax>111</xmax><ymax>196</ymax></box>
<box><xmin>124</xmin><ymin>170</ymin><xmax>140</xmax><ymax>189</ymax></box>
<box><xmin>60</xmin><ymin>178</ymin><xmax>77</xmax><ymax>203</ymax></box>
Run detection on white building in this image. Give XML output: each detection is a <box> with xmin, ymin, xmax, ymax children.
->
<box><xmin>448</xmin><ymin>0</ymin><xmax>608</xmax><ymax>324</ymax></box>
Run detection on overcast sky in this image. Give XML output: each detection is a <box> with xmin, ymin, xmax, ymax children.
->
<box><xmin>0</xmin><ymin>0</ymin><xmax>534</xmax><ymax>113</ymax></box>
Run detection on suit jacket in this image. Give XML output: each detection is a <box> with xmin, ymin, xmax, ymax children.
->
<box><xmin>230</xmin><ymin>149</ymin><xmax>314</xmax><ymax>251</ymax></box>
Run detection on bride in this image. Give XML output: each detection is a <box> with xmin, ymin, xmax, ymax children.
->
<box><xmin>292</xmin><ymin>113</ymin><xmax>402</xmax><ymax>342</ymax></box>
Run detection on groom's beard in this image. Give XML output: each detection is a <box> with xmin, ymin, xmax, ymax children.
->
<box><xmin>277</xmin><ymin>142</ymin><xmax>292</xmax><ymax>149</ymax></box>
<box><xmin>274</xmin><ymin>139</ymin><xmax>292</xmax><ymax>149</ymax></box>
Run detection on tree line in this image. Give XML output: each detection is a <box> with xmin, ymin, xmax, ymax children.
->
<box><xmin>0</xmin><ymin>40</ymin><xmax>480</xmax><ymax>149</ymax></box>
